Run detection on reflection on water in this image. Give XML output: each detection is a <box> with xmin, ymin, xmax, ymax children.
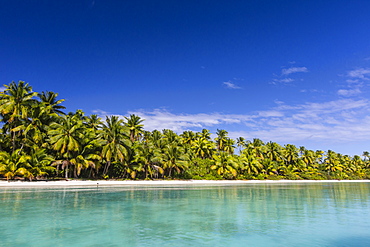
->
<box><xmin>1</xmin><ymin>183</ymin><xmax>370</xmax><ymax>247</ymax></box>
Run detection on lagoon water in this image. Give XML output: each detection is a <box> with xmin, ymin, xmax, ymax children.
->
<box><xmin>1</xmin><ymin>182</ymin><xmax>370</xmax><ymax>247</ymax></box>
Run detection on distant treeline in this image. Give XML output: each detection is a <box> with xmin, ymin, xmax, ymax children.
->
<box><xmin>1</xmin><ymin>81</ymin><xmax>369</xmax><ymax>181</ymax></box>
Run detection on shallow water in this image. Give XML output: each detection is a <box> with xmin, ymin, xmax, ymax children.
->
<box><xmin>1</xmin><ymin>182</ymin><xmax>370</xmax><ymax>247</ymax></box>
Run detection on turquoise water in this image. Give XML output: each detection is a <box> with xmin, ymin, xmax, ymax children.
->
<box><xmin>1</xmin><ymin>183</ymin><xmax>370</xmax><ymax>247</ymax></box>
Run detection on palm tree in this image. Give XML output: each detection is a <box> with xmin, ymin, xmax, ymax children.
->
<box><xmin>300</xmin><ymin>149</ymin><xmax>315</xmax><ymax>167</ymax></box>
<box><xmin>215</xmin><ymin>129</ymin><xmax>228</xmax><ymax>152</ymax></box>
<box><xmin>150</xmin><ymin>130</ymin><xmax>164</xmax><ymax>149</ymax></box>
<box><xmin>38</xmin><ymin>91</ymin><xmax>66</xmax><ymax>116</ymax></box>
<box><xmin>192</xmin><ymin>137</ymin><xmax>215</xmax><ymax>159</ymax></box>
<box><xmin>245</xmin><ymin>138</ymin><xmax>265</xmax><ymax>160</ymax></box>
<box><xmin>283</xmin><ymin>144</ymin><xmax>298</xmax><ymax>166</ymax></box>
<box><xmin>48</xmin><ymin>114</ymin><xmax>84</xmax><ymax>179</ymax></box>
<box><xmin>224</xmin><ymin>138</ymin><xmax>235</xmax><ymax>155</ymax></box>
<box><xmin>26</xmin><ymin>148</ymin><xmax>55</xmax><ymax>180</ymax></box>
<box><xmin>181</xmin><ymin>131</ymin><xmax>196</xmax><ymax>146</ymax></box>
<box><xmin>362</xmin><ymin>151</ymin><xmax>370</xmax><ymax>161</ymax></box>
<box><xmin>69</xmin><ymin>145</ymin><xmax>101</xmax><ymax>178</ymax></box>
<box><xmin>261</xmin><ymin>158</ymin><xmax>280</xmax><ymax>176</ymax></box>
<box><xmin>265</xmin><ymin>141</ymin><xmax>282</xmax><ymax>161</ymax></box>
<box><xmin>0</xmin><ymin>150</ymin><xmax>31</xmax><ymax>180</ymax></box>
<box><xmin>324</xmin><ymin>150</ymin><xmax>343</xmax><ymax>174</ymax></box>
<box><xmin>0</xmin><ymin>81</ymin><xmax>37</xmax><ymax>122</ymax></box>
<box><xmin>124</xmin><ymin>114</ymin><xmax>144</xmax><ymax>142</ymax></box>
<box><xmin>85</xmin><ymin>114</ymin><xmax>102</xmax><ymax>131</ymax></box>
<box><xmin>99</xmin><ymin>116</ymin><xmax>130</xmax><ymax>176</ymax></box>
<box><xmin>211</xmin><ymin>152</ymin><xmax>239</xmax><ymax>179</ymax></box>
<box><xmin>236</xmin><ymin>137</ymin><xmax>246</xmax><ymax>152</ymax></box>
<box><xmin>134</xmin><ymin>142</ymin><xmax>164</xmax><ymax>179</ymax></box>
<box><xmin>0</xmin><ymin>81</ymin><xmax>38</xmax><ymax>151</ymax></box>
<box><xmin>239</xmin><ymin>152</ymin><xmax>262</xmax><ymax>175</ymax></box>
<box><xmin>197</xmin><ymin>129</ymin><xmax>211</xmax><ymax>141</ymax></box>
<box><xmin>162</xmin><ymin>129</ymin><xmax>179</xmax><ymax>145</ymax></box>
<box><xmin>21</xmin><ymin>103</ymin><xmax>50</xmax><ymax>149</ymax></box>
<box><xmin>161</xmin><ymin>144</ymin><xmax>189</xmax><ymax>177</ymax></box>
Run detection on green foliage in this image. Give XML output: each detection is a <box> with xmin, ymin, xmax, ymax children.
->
<box><xmin>184</xmin><ymin>158</ymin><xmax>221</xmax><ymax>180</ymax></box>
<box><xmin>0</xmin><ymin>81</ymin><xmax>369</xmax><ymax>181</ymax></box>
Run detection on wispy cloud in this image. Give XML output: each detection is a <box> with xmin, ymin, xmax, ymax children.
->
<box><xmin>92</xmin><ymin>109</ymin><xmax>110</xmax><ymax>116</ymax></box>
<box><xmin>223</xmin><ymin>81</ymin><xmax>241</xmax><ymax>89</ymax></box>
<box><xmin>281</xmin><ymin>67</ymin><xmax>308</xmax><ymax>75</ymax></box>
<box><xmin>335</xmin><ymin>68</ymin><xmax>370</xmax><ymax>97</ymax></box>
<box><xmin>94</xmin><ymin>99</ymin><xmax>370</xmax><ymax>151</ymax></box>
<box><xmin>118</xmin><ymin>109</ymin><xmax>252</xmax><ymax>132</ymax></box>
<box><xmin>347</xmin><ymin>68</ymin><xmax>370</xmax><ymax>79</ymax></box>
<box><xmin>271</xmin><ymin>78</ymin><xmax>294</xmax><ymax>84</ymax></box>
<box><xmin>337</xmin><ymin>88</ymin><xmax>362</xmax><ymax>96</ymax></box>
<box><xmin>0</xmin><ymin>86</ymin><xmax>5</xmax><ymax>91</ymax></box>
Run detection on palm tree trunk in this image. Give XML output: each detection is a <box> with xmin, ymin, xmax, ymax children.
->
<box><xmin>168</xmin><ymin>167</ymin><xmax>172</xmax><ymax>177</ymax></box>
<box><xmin>103</xmin><ymin>161</ymin><xmax>111</xmax><ymax>176</ymax></box>
<box><xmin>12</xmin><ymin>131</ymin><xmax>16</xmax><ymax>152</ymax></box>
<box><xmin>145</xmin><ymin>164</ymin><xmax>148</xmax><ymax>179</ymax></box>
<box><xmin>65</xmin><ymin>164</ymin><xmax>69</xmax><ymax>179</ymax></box>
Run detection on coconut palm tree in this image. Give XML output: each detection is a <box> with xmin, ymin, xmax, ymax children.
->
<box><xmin>21</xmin><ymin>103</ymin><xmax>51</xmax><ymax>149</ymax></box>
<box><xmin>362</xmin><ymin>151</ymin><xmax>370</xmax><ymax>162</ymax></box>
<box><xmin>25</xmin><ymin>148</ymin><xmax>55</xmax><ymax>180</ymax></box>
<box><xmin>265</xmin><ymin>141</ymin><xmax>282</xmax><ymax>161</ymax></box>
<box><xmin>48</xmin><ymin>114</ymin><xmax>84</xmax><ymax>179</ymax></box>
<box><xmin>215</xmin><ymin>129</ymin><xmax>228</xmax><ymax>152</ymax></box>
<box><xmin>181</xmin><ymin>131</ymin><xmax>196</xmax><ymax>146</ymax></box>
<box><xmin>197</xmin><ymin>129</ymin><xmax>211</xmax><ymax>141</ymax></box>
<box><xmin>0</xmin><ymin>81</ymin><xmax>37</xmax><ymax>122</ymax></box>
<box><xmin>0</xmin><ymin>81</ymin><xmax>38</xmax><ymax>151</ymax></box>
<box><xmin>192</xmin><ymin>137</ymin><xmax>215</xmax><ymax>159</ymax></box>
<box><xmin>124</xmin><ymin>114</ymin><xmax>144</xmax><ymax>142</ymax></box>
<box><xmin>162</xmin><ymin>129</ymin><xmax>179</xmax><ymax>145</ymax></box>
<box><xmin>134</xmin><ymin>142</ymin><xmax>164</xmax><ymax>179</ymax></box>
<box><xmin>211</xmin><ymin>152</ymin><xmax>239</xmax><ymax>179</ymax></box>
<box><xmin>283</xmin><ymin>144</ymin><xmax>298</xmax><ymax>166</ymax></box>
<box><xmin>324</xmin><ymin>150</ymin><xmax>343</xmax><ymax>174</ymax></box>
<box><xmin>69</xmin><ymin>145</ymin><xmax>101</xmax><ymax>178</ymax></box>
<box><xmin>85</xmin><ymin>114</ymin><xmax>102</xmax><ymax>131</ymax></box>
<box><xmin>236</xmin><ymin>137</ymin><xmax>246</xmax><ymax>152</ymax></box>
<box><xmin>160</xmin><ymin>144</ymin><xmax>189</xmax><ymax>177</ymax></box>
<box><xmin>245</xmin><ymin>138</ymin><xmax>265</xmax><ymax>160</ymax></box>
<box><xmin>0</xmin><ymin>150</ymin><xmax>31</xmax><ymax>180</ymax></box>
<box><xmin>239</xmin><ymin>152</ymin><xmax>262</xmax><ymax>175</ymax></box>
<box><xmin>224</xmin><ymin>138</ymin><xmax>235</xmax><ymax>155</ymax></box>
<box><xmin>99</xmin><ymin>116</ymin><xmax>130</xmax><ymax>176</ymax></box>
<box><xmin>38</xmin><ymin>91</ymin><xmax>66</xmax><ymax>116</ymax></box>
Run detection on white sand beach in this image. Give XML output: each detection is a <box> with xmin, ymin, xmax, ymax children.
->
<box><xmin>0</xmin><ymin>179</ymin><xmax>369</xmax><ymax>188</ymax></box>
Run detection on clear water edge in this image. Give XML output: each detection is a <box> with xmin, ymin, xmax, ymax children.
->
<box><xmin>1</xmin><ymin>182</ymin><xmax>369</xmax><ymax>247</ymax></box>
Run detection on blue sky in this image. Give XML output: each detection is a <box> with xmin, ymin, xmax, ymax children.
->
<box><xmin>2</xmin><ymin>0</ymin><xmax>370</xmax><ymax>155</ymax></box>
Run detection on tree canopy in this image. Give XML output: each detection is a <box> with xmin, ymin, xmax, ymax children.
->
<box><xmin>1</xmin><ymin>81</ymin><xmax>370</xmax><ymax>181</ymax></box>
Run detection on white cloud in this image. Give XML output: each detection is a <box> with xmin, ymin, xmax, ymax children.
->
<box><xmin>223</xmin><ymin>81</ymin><xmax>241</xmax><ymax>89</ymax></box>
<box><xmin>92</xmin><ymin>109</ymin><xmax>110</xmax><ymax>116</ymax></box>
<box><xmin>347</xmin><ymin>68</ymin><xmax>370</xmax><ymax>79</ymax></box>
<box><xmin>281</xmin><ymin>67</ymin><xmax>308</xmax><ymax>75</ymax></box>
<box><xmin>0</xmin><ymin>86</ymin><xmax>6</xmax><ymax>91</ymax></box>
<box><xmin>107</xmin><ymin>109</ymin><xmax>253</xmax><ymax>132</ymax></box>
<box><xmin>271</xmin><ymin>78</ymin><xmax>294</xmax><ymax>84</ymax></box>
<box><xmin>93</xmin><ymin>99</ymin><xmax>370</xmax><ymax>151</ymax></box>
<box><xmin>346</xmin><ymin>79</ymin><xmax>360</xmax><ymax>84</ymax></box>
<box><xmin>337</xmin><ymin>88</ymin><xmax>362</xmax><ymax>96</ymax></box>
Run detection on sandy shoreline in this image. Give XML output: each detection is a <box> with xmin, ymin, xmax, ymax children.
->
<box><xmin>0</xmin><ymin>179</ymin><xmax>369</xmax><ymax>188</ymax></box>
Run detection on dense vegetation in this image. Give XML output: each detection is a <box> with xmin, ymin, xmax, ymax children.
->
<box><xmin>1</xmin><ymin>81</ymin><xmax>370</xmax><ymax>181</ymax></box>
